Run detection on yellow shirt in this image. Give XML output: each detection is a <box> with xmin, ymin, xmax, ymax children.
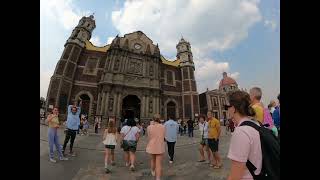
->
<box><xmin>48</xmin><ymin>116</ymin><xmax>60</xmax><ymax>128</ymax></box>
<box><xmin>207</xmin><ymin>117</ymin><xmax>220</xmax><ymax>139</ymax></box>
<box><xmin>252</xmin><ymin>103</ymin><xmax>264</xmax><ymax>124</ymax></box>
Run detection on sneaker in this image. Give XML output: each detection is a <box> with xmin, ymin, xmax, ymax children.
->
<box><xmin>59</xmin><ymin>157</ymin><xmax>69</xmax><ymax>161</ymax></box>
<box><xmin>125</xmin><ymin>162</ymin><xmax>130</xmax><ymax>167</ymax></box>
<box><xmin>151</xmin><ymin>170</ymin><xmax>155</xmax><ymax>176</ymax></box>
<box><xmin>105</xmin><ymin>168</ymin><xmax>111</xmax><ymax>174</ymax></box>
<box><xmin>169</xmin><ymin>161</ymin><xmax>173</xmax><ymax>164</ymax></box>
<box><xmin>49</xmin><ymin>158</ymin><xmax>57</xmax><ymax>163</ymax></box>
<box><xmin>130</xmin><ymin>165</ymin><xmax>135</xmax><ymax>171</ymax></box>
<box><xmin>69</xmin><ymin>152</ymin><xmax>76</xmax><ymax>157</ymax></box>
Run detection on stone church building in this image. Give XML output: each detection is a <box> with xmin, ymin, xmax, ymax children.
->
<box><xmin>199</xmin><ymin>72</ymin><xmax>239</xmax><ymax>120</ymax></box>
<box><xmin>46</xmin><ymin>15</ymin><xmax>199</xmax><ymax>124</ymax></box>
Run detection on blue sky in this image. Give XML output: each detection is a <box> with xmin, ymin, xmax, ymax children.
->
<box><xmin>40</xmin><ymin>0</ymin><xmax>280</xmax><ymax>105</ymax></box>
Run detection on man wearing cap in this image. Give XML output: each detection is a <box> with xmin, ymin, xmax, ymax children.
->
<box><xmin>62</xmin><ymin>100</ymin><xmax>82</xmax><ymax>156</ymax></box>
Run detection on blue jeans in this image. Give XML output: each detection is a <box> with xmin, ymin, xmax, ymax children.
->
<box><xmin>188</xmin><ymin>128</ymin><xmax>194</xmax><ymax>137</ymax></box>
<box><xmin>48</xmin><ymin>127</ymin><xmax>63</xmax><ymax>159</ymax></box>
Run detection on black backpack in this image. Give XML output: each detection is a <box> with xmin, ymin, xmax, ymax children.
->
<box><xmin>240</xmin><ymin>121</ymin><xmax>280</xmax><ymax>180</ymax></box>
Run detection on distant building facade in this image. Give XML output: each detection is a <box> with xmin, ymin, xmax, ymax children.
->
<box><xmin>199</xmin><ymin>72</ymin><xmax>239</xmax><ymax>119</ymax></box>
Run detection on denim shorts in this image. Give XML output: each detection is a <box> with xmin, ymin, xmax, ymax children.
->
<box><xmin>122</xmin><ymin>140</ymin><xmax>137</xmax><ymax>152</ymax></box>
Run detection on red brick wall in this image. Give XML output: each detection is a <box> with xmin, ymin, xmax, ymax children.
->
<box><xmin>183</xmin><ymin>80</ymin><xmax>190</xmax><ymax>91</ymax></box>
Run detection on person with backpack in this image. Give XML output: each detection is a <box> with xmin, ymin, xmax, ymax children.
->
<box><xmin>226</xmin><ymin>90</ymin><xmax>280</xmax><ymax>180</ymax></box>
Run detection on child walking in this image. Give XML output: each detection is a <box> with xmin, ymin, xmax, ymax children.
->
<box><xmin>83</xmin><ymin>118</ymin><xmax>89</xmax><ymax>136</ymax></box>
<box><xmin>103</xmin><ymin>120</ymin><xmax>118</xmax><ymax>173</ymax></box>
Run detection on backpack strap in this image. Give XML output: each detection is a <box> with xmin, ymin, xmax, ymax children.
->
<box><xmin>246</xmin><ymin>160</ymin><xmax>257</xmax><ymax>179</ymax></box>
<box><xmin>239</xmin><ymin>120</ymin><xmax>261</xmax><ymax>179</ymax></box>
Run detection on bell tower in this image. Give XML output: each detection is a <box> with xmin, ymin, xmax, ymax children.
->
<box><xmin>46</xmin><ymin>15</ymin><xmax>96</xmax><ymax>117</ymax></box>
<box><xmin>177</xmin><ymin>37</ymin><xmax>199</xmax><ymax>121</ymax></box>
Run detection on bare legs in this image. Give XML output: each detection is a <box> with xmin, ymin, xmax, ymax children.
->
<box><xmin>129</xmin><ymin>151</ymin><xmax>136</xmax><ymax>168</ymax></box>
<box><xmin>124</xmin><ymin>151</ymin><xmax>130</xmax><ymax>166</ymax></box>
<box><xmin>199</xmin><ymin>144</ymin><xmax>212</xmax><ymax>162</ymax></box>
<box><xmin>149</xmin><ymin>154</ymin><xmax>163</xmax><ymax>180</ymax></box>
<box><xmin>111</xmin><ymin>149</ymin><xmax>115</xmax><ymax>164</ymax></box>
<box><xmin>155</xmin><ymin>154</ymin><xmax>163</xmax><ymax>180</ymax></box>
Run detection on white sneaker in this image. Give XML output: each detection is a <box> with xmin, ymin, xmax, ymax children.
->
<box><xmin>169</xmin><ymin>161</ymin><xmax>173</xmax><ymax>164</ymax></box>
<box><xmin>59</xmin><ymin>157</ymin><xmax>68</xmax><ymax>161</ymax></box>
<box><xmin>151</xmin><ymin>170</ymin><xmax>155</xmax><ymax>176</ymax></box>
<box><xmin>50</xmin><ymin>158</ymin><xmax>57</xmax><ymax>163</ymax></box>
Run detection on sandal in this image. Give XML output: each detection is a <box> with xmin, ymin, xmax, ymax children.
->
<box><xmin>198</xmin><ymin>160</ymin><xmax>205</xmax><ymax>162</ymax></box>
<box><xmin>213</xmin><ymin>164</ymin><xmax>223</xmax><ymax>169</ymax></box>
<box><xmin>209</xmin><ymin>163</ymin><xmax>217</xmax><ymax>167</ymax></box>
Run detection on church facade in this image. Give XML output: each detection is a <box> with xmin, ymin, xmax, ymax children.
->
<box><xmin>46</xmin><ymin>15</ymin><xmax>199</xmax><ymax>124</ymax></box>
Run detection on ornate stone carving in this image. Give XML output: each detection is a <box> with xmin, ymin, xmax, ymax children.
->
<box><xmin>149</xmin><ymin>99</ymin><xmax>153</xmax><ymax>113</ymax></box>
<box><xmin>127</xmin><ymin>58</ymin><xmax>143</xmax><ymax>75</ymax></box>
<box><xmin>114</xmin><ymin>59</ymin><xmax>120</xmax><ymax>71</ymax></box>
<box><xmin>149</xmin><ymin>64</ymin><xmax>154</xmax><ymax>76</ymax></box>
<box><xmin>108</xmin><ymin>97</ymin><xmax>114</xmax><ymax>111</ymax></box>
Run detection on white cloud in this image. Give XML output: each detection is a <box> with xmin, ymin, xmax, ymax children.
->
<box><xmin>230</xmin><ymin>72</ymin><xmax>240</xmax><ymax>80</ymax></box>
<box><xmin>264</xmin><ymin>19</ymin><xmax>277</xmax><ymax>31</ymax></box>
<box><xmin>194</xmin><ymin>57</ymin><xmax>240</xmax><ymax>93</ymax></box>
<box><xmin>40</xmin><ymin>68</ymin><xmax>54</xmax><ymax>98</ymax></box>
<box><xmin>111</xmin><ymin>0</ymin><xmax>262</xmax><ymax>57</ymax></box>
<box><xmin>107</xmin><ymin>36</ymin><xmax>115</xmax><ymax>44</ymax></box>
<box><xmin>40</xmin><ymin>0</ymin><xmax>89</xmax><ymax>30</ymax></box>
<box><xmin>111</xmin><ymin>0</ymin><xmax>260</xmax><ymax>94</ymax></box>
<box><xmin>90</xmin><ymin>36</ymin><xmax>103</xmax><ymax>46</ymax></box>
<box><xmin>40</xmin><ymin>0</ymin><xmax>87</xmax><ymax>98</ymax></box>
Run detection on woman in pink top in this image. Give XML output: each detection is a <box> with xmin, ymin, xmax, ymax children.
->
<box><xmin>146</xmin><ymin>114</ymin><xmax>165</xmax><ymax>180</ymax></box>
<box><xmin>225</xmin><ymin>91</ymin><xmax>262</xmax><ymax>180</ymax></box>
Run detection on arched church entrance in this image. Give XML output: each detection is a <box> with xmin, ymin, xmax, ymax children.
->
<box><xmin>166</xmin><ymin>101</ymin><xmax>176</xmax><ymax>120</ymax></box>
<box><xmin>122</xmin><ymin>95</ymin><xmax>141</xmax><ymax>122</ymax></box>
<box><xmin>79</xmin><ymin>94</ymin><xmax>90</xmax><ymax>117</ymax></box>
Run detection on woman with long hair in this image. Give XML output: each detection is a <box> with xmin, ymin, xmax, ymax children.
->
<box><xmin>146</xmin><ymin>114</ymin><xmax>166</xmax><ymax>180</ymax></box>
<box><xmin>120</xmin><ymin>118</ymin><xmax>140</xmax><ymax>171</ymax></box>
<box><xmin>47</xmin><ymin>107</ymin><xmax>68</xmax><ymax>163</ymax></box>
<box><xmin>103</xmin><ymin>120</ymin><xmax>118</xmax><ymax>173</ymax></box>
<box><xmin>225</xmin><ymin>90</ymin><xmax>262</xmax><ymax>180</ymax></box>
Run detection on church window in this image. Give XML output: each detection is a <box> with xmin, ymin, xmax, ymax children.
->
<box><xmin>166</xmin><ymin>70</ymin><xmax>175</xmax><ymax>86</ymax></box>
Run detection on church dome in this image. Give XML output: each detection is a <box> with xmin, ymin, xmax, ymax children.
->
<box><xmin>219</xmin><ymin>72</ymin><xmax>238</xmax><ymax>90</ymax></box>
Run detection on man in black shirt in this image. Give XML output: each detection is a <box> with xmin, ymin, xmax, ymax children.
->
<box><xmin>187</xmin><ymin>119</ymin><xmax>194</xmax><ymax>137</ymax></box>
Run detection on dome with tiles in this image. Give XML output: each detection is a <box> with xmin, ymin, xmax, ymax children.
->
<box><xmin>219</xmin><ymin>72</ymin><xmax>238</xmax><ymax>92</ymax></box>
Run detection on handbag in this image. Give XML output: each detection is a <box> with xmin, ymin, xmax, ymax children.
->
<box><xmin>121</xmin><ymin>127</ymin><xmax>132</xmax><ymax>148</ymax></box>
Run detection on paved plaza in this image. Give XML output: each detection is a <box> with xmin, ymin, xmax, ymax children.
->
<box><xmin>40</xmin><ymin>124</ymin><xmax>232</xmax><ymax>180</ymax></box>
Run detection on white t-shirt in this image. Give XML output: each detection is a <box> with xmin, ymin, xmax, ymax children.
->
<box><xmin>120</xmin><ymin>126</ymin><xmax>140</xmax><ymax>141</ymax></box>
<box><xmin>198</xmin><ymin>121</ymin><xmax>208</xmax><ymax>139</ymax></box>
<box><xmin>227</xmin><ymin>118</ymin><xmax>262</xmax><ymax>179</ymax></box>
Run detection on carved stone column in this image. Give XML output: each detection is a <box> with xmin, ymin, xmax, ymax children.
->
<box><xmin>117</xmin><ymin>92</ymin><xmax>122</xmax><ymax>117</ymax></box>
<box><xmin>100</xmin><ymin>92</ymin><xmax>106</xmax><ymax>115</ymax></box>
<box><xmin>96</xmin><ymin>92</ymin><xmax>101</xmax><ymax>115</ymax></box>
<box><xmin>104</xmin><ymin>92</ymin><xmax>109</xmax><ymax>117</ymax></box>
<box><xmin>141</xmin><ymin>95</ymin><xmax>146</xmax><ymax>117</ymax></box>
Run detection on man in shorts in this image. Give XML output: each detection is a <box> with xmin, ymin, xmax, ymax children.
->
<box><xmin>207</xmin><ymin>111</ymin><xmax>222</xmax><ymax>168</ymax></box>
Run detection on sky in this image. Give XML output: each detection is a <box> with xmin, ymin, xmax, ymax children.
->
<box><xmin>40</xmin><ymin>0</ymin><xmax>280</xmax><ymax>105</ymax></box>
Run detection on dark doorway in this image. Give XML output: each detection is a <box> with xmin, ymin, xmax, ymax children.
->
<box><xmin>167</xmin><ymin>101</ymin><xmax>176</xmax><ymax>120</ymax></box>
<box><xmin>223</xmin><ymin>112</ymin><xmax>227</xmax><ymax>119</ymax></box>
<box><xmin>79</xmin><ymin>94</ymin><xmax>90</xmax><ymax>116</ymax></box>
<box><xmin>213</xmin><ymin>112</ymin><xmax>218</xmax><ymax>119</ymax></box>
<box><xmin>122</xmin><ymin>95</ymin><xmax>141</xmax><ymax>121</ymax></box>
